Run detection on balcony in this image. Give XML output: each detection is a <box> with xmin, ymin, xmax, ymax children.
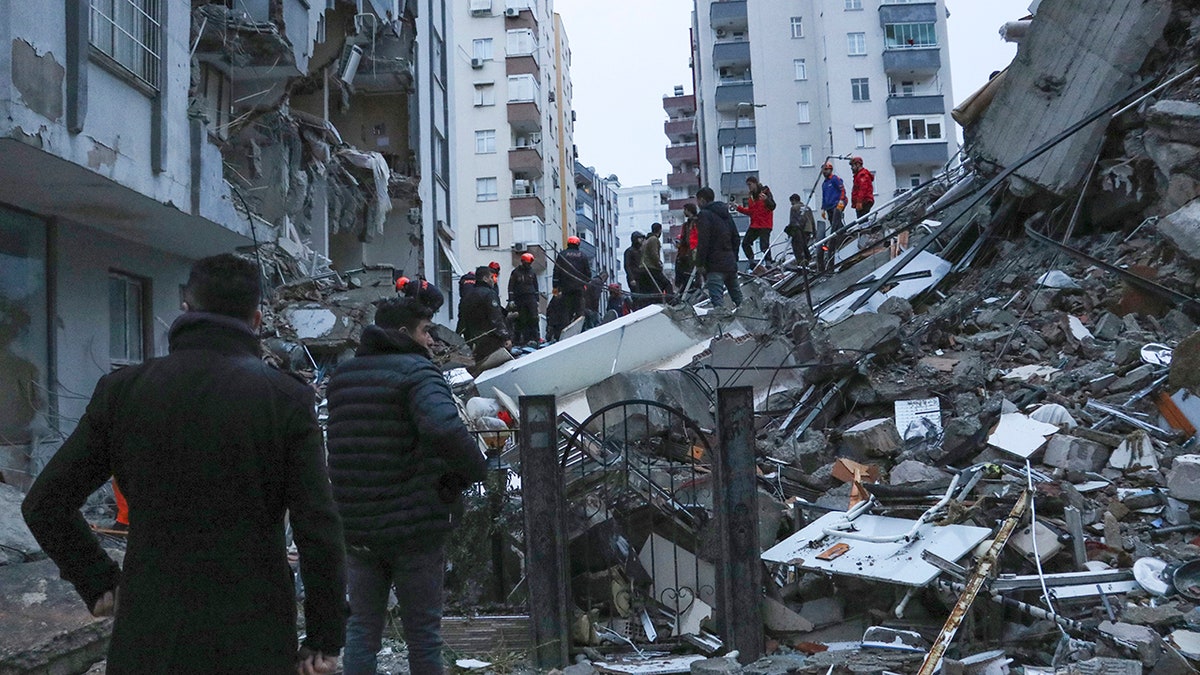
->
<box><xmin>886</xmin><ymin>94</ymin><xmax>945</xmax><ymax>117</ymax></box>
<box><xmin>505</xmin><ymin>55</ymin><xmax>540</xmax><ymax>80</ymax></box>
<box><xmin>667</xmin><ymin>197</ymin><xmax>695</xmax><ymax>211</ymax></box>
<box><xmin>664</xmin><ymin>118</ymin><xmax>696</xmax><ymax>141</ymax></box>
<box><xmin>509</xmin><ymin>146</ymin><xmax>544</xmax><ymax>175</ymax></box>
<box><xmin>512</xmin><ymin>216</ymin><xmax>547</xmax><ymax>246</ymax></box>
<box><xmin>507</xmin><ymin>101</ymin><xmax>542</xmax><ymax>132</ymax></box>
<box><xmin>710</xmin><ymin>0</ymin><xmax>748</xmax><ymax>31</ymax></box>
<box><xmin>511</xmin><ymin>193</ymin><xmax>546</xmax><ymax>220</ymax></box>
<box><xmin>890</xmin><ymin>141</ymin><xmax>950</xmax><ymax>167</ymax></box>
<box><xmin>714</xmin><ymin>82</ymin><xmax>754</xmax><ymax>112</ymax></box>
<box><xmin>712</xmin><ymin>40</ymin><xmax>751</xmax><ymax>69</ymax></box>
<box><xmin>717</xmin><ymin>125</ymin><xmax>756</xmax><ymax>147</ymax></box>
<box><xmin>504</xmin><ymin>1</ymin><xmax>538</xmax><ymax>29</ymax></box>
<box><xmin>667</xmin><ymin>171</ymin><xmax>700</xmax><ymax>189</ymax></box>
<box><xmin>879</xmin><ymin>2</ymin><xmax>938</xmax><ymax>25</ymax></box>
<box><xmin>663</xmin><ymin>94</ymin><xmax>696</xmax><ymax>117</ymax></box>
<box><xmin>666</xmin><ymin>143</ymin><xmax>699</xmax><ymax>165</ymax></box>
<box><xmin>882</xmin><ymin>47</ymin><xmax>941</xmax><ymax>75</ymax></box>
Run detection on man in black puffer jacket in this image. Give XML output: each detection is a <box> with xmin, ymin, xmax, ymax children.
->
<box><xmin>327</xmin><ymin>297</ymin><xmax>488</xmax><ymax>675</ymax></box>
<box><xmin>694</xmin><ymin>186</ymin><xmax>744</xmax><ymax>308</ymax></box>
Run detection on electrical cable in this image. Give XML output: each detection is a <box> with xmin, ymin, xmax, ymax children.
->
<box><xmin>1024</xmin><ymin>458</ymin><xmax>1069</xmax><ymax>640</ymax></box>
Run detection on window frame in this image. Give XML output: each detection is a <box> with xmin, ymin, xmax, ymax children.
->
<box><xmin>475</xmin><ymin>129</ymin><xmax>496</xmax><ymax>154</ymax></box>
<box><xmin>892</xmin><ymin>115</ymin><xmax>945</xmax><ymax>143</ymax></box>
<box><xmin>790</xmin><ymin>17</ymin><xmax>804</xmax><ymax>39</ymax></box>
<box><xmin>851</xmin><ymin>78</ymin><xmax>871</xmax><ymax>102</ymax></box>
<box><xmin>89</xmin><ymin>0</ymin><xmax>162</xmax><ymax>92</ymax></box>
<box><xmin>799</xmin><ymin>145</ymin><xmax>814</xmax><ymax>167</ymax></box>
<box><xmin>476</xmin><ymin>176</ymin><xmax>499</xmax><ymax>202</ymax></box>
<box><xmin>847</xmin><ymin>32</ymin><xmax>867</xmax><ymax>55</ymax></box>
<box><xmin>477</xmin><ymin>224</ymin><xmax>500</xmax><ymax>248</ymax></box>
<box><xmin>793</xmin><ymin>58</ymin><xmax>807</xmax><ymax>81</ymax></box>
<box><xmin>507</xmin><ymin>74</ymin><xmax>538</xmax><ymax>103</ymax></box>
<box><xmin>473</xmin><ymin>82</ymin><xmax>496</xmax><ymax>106</ymax></box>
<box><xmin>845</xmin><ymin>0</ymin><xmax>863</xmax><ymax>9</ymax></box>
<box><xmin>855</xmin><ymin>126</ymin><xmax>874</xmax><ymax>148</ymax></box>
<box><xmin>884</xmin><ymin>22</ymin><xmax>938</xmax><ymax>50</ymax></box>
<box><xmin>721</xmin><ymin>144</ymin><xmax>758</xmax><ymax>173</ymax></box>
<box><xmin>472</xmin><ymin>37</ymin><xmax>494</xmax><ymax>61</ymax></box>
<box><xmin>108</xmin><ymin>270</ymin><xmax>150</xmax><ymax>368</ymax></box>
<box><xmin>796</xmin><ymin>101</ymin><xmax>811</xmax><ymax>124</ymax></box>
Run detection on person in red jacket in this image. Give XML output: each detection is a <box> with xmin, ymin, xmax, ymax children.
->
<box><xmin>735</xmin><ymin>175</ymin><xmax>776</xmax><ymax>264</ymax></box>
<box><xmin>850</xmin><ymin>157</ymin><xmax>875</xmax><ymax>219</ymax></box>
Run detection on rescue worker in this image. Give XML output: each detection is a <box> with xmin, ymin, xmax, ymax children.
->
<box><xmin>623</xmin><ymin>231</ymin><xmax>645</xmax><ymax>296</ymax></box>
<box><xmin>507</xmin><ymin>253</ymin><xmax>540</xmax><ymax>346</ymax></box>
<box><xmin>459</xmin><ymin>265</ymin><xmax>511</xmax><ymax>368</ymax></box>
<box><xmin>735</xmin><ymin>175</ymin><xmax>776</xmax><ymax>264</ymax></box>
<box><xmin>583</xmin><ymin>271</ymin><xmax>607</xmax><ymax>330</ymax></box>
<box><xmin>553</xmin><ymin>236</ymin><xmax>591</xmax><ymax>326</ymax></box>
<box><xmin>396</xmin><ymin>275</ymin><xmax>445</xmax><ymax>314</ymax></box>
<box><xmin>488</xmin><ymin>261</ymin><xmax>501</xmax><ymax>288</ymax></box>
<box><xmin>605</xmin><ymin>283</ymin><xmax>632</xmax><ymax>320</ymax></box>
<box><xmin>850</xmin><ymin>156</ymin><xmax>875</xmax><ymax>219</ymax></box>
<box><xmin>545</xmin><ymin>289</ymin><xmax>568</xmax><ymax>342</ymax></box>
<box><xmin>819</xmin><ymin>162</ymin><xmax>848</xmax><ymax>272</ymax></box>
<box><xmin>784</xmin><ymin>193</ymin><xmax>816</xmax><ymax>267</ymax></box>
<box><xmin>639</xmin><ymin>223</ymin><xmax>674</xmax><ymax>307</ymax></box>
<box><xmin>675</xmin><ymin>204</ymin><xmax>700</xmax><ymax>292</ymax></box>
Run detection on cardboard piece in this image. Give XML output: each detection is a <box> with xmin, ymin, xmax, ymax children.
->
<box><xmin>987</xmin><ymin>412</ymin><xmax>1061</xmax><ymax>458</ymax></box>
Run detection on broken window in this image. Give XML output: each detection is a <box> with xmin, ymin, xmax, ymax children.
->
<box><xmin>109</xmin><ymin>271</ymin><xmax>147</xmax><ymax>367</ymax></box>
<box><xmin>851</xmin><ymin>77</ymin><xmax>870</xmax><ymax>101</ymax></box>
<box><xmin>475</xmin><ymin>129</ymin><xmax>496</xmax><ymax>154</ymax></box>
<box><xmin>884</xmin><ymin>22</ymin><xmax>937</xmax><ymax>49</ymax></box>
<box><xmin>196</xmin><ymin>63</ymin><xmax>231</xmax><ymax>140</ymax></box>
<box><xmin>476</xmin><ymin>177</ymin><xmax>498</xmax><ymax>202</ymax></box>
<box><xmin>477</xmin><ymin>224</ymin><xmax>499</xmax><ymax>249</ymax></box>
<box><xmin>90</xmin><ymin>0</ymin><xmax>161</xmax><ymax>89</ymax></box>
<box><xmin>721</xmin><ymin>144</ymin><xmax>757</xmax><ymax>172</ymax></box>
<box><xmin>0</xmin><ymin>207</ymin><xmax>48</xmax><ymax>446</ymax></box>
<box><xmin>894</xmin><ymin>115</ymin><xmax>944</xmax><ymax>142</ymax></box>
<box><xmin>472</xmin><ymin>38</ymin><xmax>494</xmax><ymax>61</ymax></box>
<box><xmin>847</xmin><ymin>32</ymin><xmax>867</xmax><ymax>55</ymax></box>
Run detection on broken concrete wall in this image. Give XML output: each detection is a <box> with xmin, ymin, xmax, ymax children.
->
<box><xmin>970</xmin><ymin>0</ymin><xmax>1172</xmax><ymax>197</ymax></box>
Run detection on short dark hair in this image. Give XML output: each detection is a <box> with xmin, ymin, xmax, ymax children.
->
<box><xmin>790</xmin><ymin>193</ymin><xmax>802</xmax><ymax>203</ymax></box>
<box><xmin>375</xmin><ymin>297</ymin><xmax>433</xmax><ymax>332</ymax></box>
<box><xmin>696</xmin><ymin>187</ymin><xmax>715</xmax><ymax>203</ymax></box>
<box><xmin>650</xmin><ymin>222</ymin><xmax>662</xmax><ymax>233</ymax></box>
<box><xmin>184</xmin><ymin>254</ymin><xmax>261</xmax><ymax>320</ymax></box>
<box><xmin>683</xmin><ymin>203</ymin><xmax>698</xmax><ymax>216</ymax></box>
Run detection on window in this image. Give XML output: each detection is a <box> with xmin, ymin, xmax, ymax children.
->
<box><xmin>506</xmin><ymin>29</ymin><xmax>536</xmax><ymax>57</ymax></box>
<box><xmin>628</xmin><ymin>197</ymin><xmax>634</xmax><ymax>207</ymax></box>
<box><xmin>845</xmin><ymin>0</ymin><xmax>863</xmax><ymax>8</ymax></box>
<box><xmin>790</xmin><ymin>17</ymin><xmax>804</xmax><ymax>39</ymax></box>
<box><xmin>885</xmin><ymin>23</ymin><xmax>937</xmax><ymax>49</ymax></box>
<box><xmin>109</xmin><ymin>272</ymin><xmax>146</xmax><ymax>365</ymax></box>
<box><xmin>799</xmin><ymin>145</ymin><xmax>814</xmax><ymax>167</ymax></box>
<box><xmin>721</xmin><ymin>145</ymin><xmax>757</xmax><ymax>172</ymax></box>
<box><xmin>793</xmin><ymin>58</ymin><xmax>807</xmax><ymax>81</ymax></box>
<box><xmin>475</xmin><ymin>129</ymin><xmax>496</xmax><ymax>154</ymax></box>
<box><xmin>894</xmin><ymin>115</ymin><xmax>944</xmax><ymax>142</ymax></box>
<box><xmin>476</xmin><ymin>177</ymin><xmax>498</xmax><ymax>201</ymax></box>
<box><xmin>910</xmin><ymin>173</ymin><xmax>923</xmax><ymax>188</ymax></box>
<box><xmin>477</xmin><ymin>224</ymin><xmax>500</xmax><ymax>248</ymax></box>
<box><xmin>855</xmin><ymin>127</ymin><xmax>873</xmax><ymax>148</ymax></box>
<box><xmin>797</xmin><ymin>101</ymin><xmax>811</xmax><ymax>124</ymax></box>
<box><xmin>507</xmin><ymin>74</ymin><xmax>538</xmax><ymax>103</ymax></box>
<box><xmin>469</xmin><ymin>0</ymin><xmax>492</xmax><ymax>14</ymax></box>
<box><xmin>89</xmin><ymin>0</ymin><xmax>162</xmax><ymax>88</ymax></box>
<box><xmin>847</xmin><ymin>32</ymin><xmax>867</xmax><ymax>55</ymax></box>
<box><xmin>434</xmin><ymin>132</ymin><xmax>448</xmax><ymax>180</ymax></box>
<box><xmin>473</xmin><ymin>38</ymin><xmax>494</xmax><ymax>61</ymax></box>
<box><xmin>890</xmin><ymin>79</ymin><xmax>917</xmax><ymax>96</ymax></box>
<box><xmin>851</xmin><ymin>78</ymin><xmax>870</xmax><ymax>101</ymax></box>
<box><xmin>433</xmin><ymin>31</ymin><xmax>446</xmax><ymax>82</ymax></box>
<box><xmin>197</xmin><ymin>62</ymin><xmax>231</xmax><ymax>140</ymax></box>
<box><xmin>473</xmin><ymin>83</ymin><xmax>495</xmax><ymax>106</ymax></box>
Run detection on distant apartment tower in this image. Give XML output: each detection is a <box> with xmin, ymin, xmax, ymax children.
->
<box><xmin>616</xmin><ymin>181</ymin><xmax>671</xmax><ymax>288</ymax></box>
<box><xmin>663</xmin><ymin>85</ymin><xmax>702</xmax><ymax>241</ymax></box>
<box><xmin>453</xmin><ymin>0</ymin><xmax>576</xmax><ymax>302</ymax></box>
<box><xmin>692</xmin><ymin>0</ymin><xmax>954</xmax><ymax>221</ymax></box>
<box><xmin>574</xmin><ymin>161</ymin><xmax>620</xmax><ymax>281</ymax></box>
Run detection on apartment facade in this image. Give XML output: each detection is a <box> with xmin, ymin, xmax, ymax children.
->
<box><xmin>693</xmin><ymin>0</ymin><xmax>954</xmax><ymax>227</ymax></box>
<box><xmin>663</xmin><ymin>87</ymin><xmax>702</xmax><ymax>235</ymax></box>
<box><xmin>574</xmin><ymin>161</ymin><xmax>620</xmax><ymax>282</ymax></box>
<box><xmin>452</xmin><ymin>0</ymin><xmax>576</xmax><ymax>304</ymax></box>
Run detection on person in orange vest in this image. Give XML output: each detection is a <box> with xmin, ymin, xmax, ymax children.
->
<box><xmin>111</xmin><ymin>479</ymin><xmax>129</xmax><ymax>533</ymax></box>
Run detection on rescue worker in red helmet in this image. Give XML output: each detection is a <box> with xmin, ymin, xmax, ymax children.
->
<box><xmin>396</xmin><ymin>275</ymin><xmax>445</xmax><ymax>314</ymax></box>
<box><xmin>507</xmin><ymin>252</ymin><xmax>541</xmax><ymax>345</ymax></box>
<box><xmin>553</xmin><ymin>236</ymin><xmax>591</xmax><ymax>326</ymax></box>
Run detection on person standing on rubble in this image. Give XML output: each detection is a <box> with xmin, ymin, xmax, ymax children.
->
<box><xmin>623</xmin><ymin>231</ymin><xmax>645</xmax><ymax>296</ymax></box>
<box><xmin>785</xmin><ymin>193</ymin><xmax>816</xmax><ymax>267</ymax></box>
<box><xmin>820</xmin><ymin>162</ymin><xmax>848</xmax><ymax>271</ymax></box>
<box><xmin>694</xmin><ymin>186</ymin><xmax>744</xmax><ymax>308</ymax></box>
<box><xmin>326</xmin><ymin>296</ymin><xmax>488</xmax><ymax>675</ymax></box>
<box><xmin>507</xmin><ymin>253</ymin><xmax>540</xmax><ymax>346</ymax></box>
<box><xmin>849</xmin><ymin>156</ymin><xmax>875</xmax><ymax>220</ymax></box>
<box><xmin>675</xmin><ymin>203</ymin><xmax>700</xmax><ymax>292</ymax></box>
<box><xmin>459</xmin><ymin>265</ymin><xmax>512</xmax><ymax>368</ymax></box>
<box><xmin>639</xmin><ymin>222</ymin><xmax>675</xmax><ymax>307</ymax></box>
<box><xmin>736</xmin><ymin>175</ymin><xmax>776</xmax><ymax>265</ymax></box>
<box><xmin>583</xmin><ymin>270</ymin><xmax>607</xmax><ymax>330</ymax></box>
<box><xmin>553</xmin><ymin>236</ymin><xmax>591</xmax><ymax>325</ymax></box>
<box><xmin>22</xmin><ymin>254</ymin><xmax>347</xmax><ymax>675</ymax></box>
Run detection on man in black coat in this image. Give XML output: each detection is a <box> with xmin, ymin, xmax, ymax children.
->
<box><xmin>327</xmin><ymin>297</ymin><xmax>488</xmax><ymax>675</ymax></box>
<box><xmin>694</xmin><ymin>186</ymin><xmax>744</xmax><ymax>308</ymax></box>
<box><xmin>507</xmin><ymin>253</ymin><xmax>541</xmax><ymax>345</ymax></box>
<box><xmin>22</xmin><ymin>254</ymin><xmax>347</xmax><ymax>675</ymax></box>
<box><xmin>459</xmin><ymin>265</ymin><xmax>512</xmax><ymax>366</ymax></box>
<box><xmin>553</xmin><ymin>236</ymin><xmax>591</xmax><ymax>325</ymax></box>
<box><xmin>623</xmin><ymin>231</ymin><xmax>645</xmax><ymax>296</ymax></box>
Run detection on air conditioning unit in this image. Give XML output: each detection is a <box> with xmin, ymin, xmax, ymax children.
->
<box><xmin>504</xmin><ymin>7</ymin><xmax>519</xmax><ymax>17</ymax></box>
<box><xmin>514</xmin><ymin>179</ymin><xmax>531</xmax><ymax>192</ymax></box>
<box><xmin>470</xmin><ymin>57</ymin><xmax>484</xmax><ymax>69</ymax></box>
<box><xmin>512</xmin><ymin>242</ymin><xmax>528</xmax><ymax>252</ymax></box>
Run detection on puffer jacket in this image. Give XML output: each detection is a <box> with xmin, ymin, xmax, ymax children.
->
<box><xmin>326</xmin><ymin>326</ymin><xmax>487</xmax><ymax>552</ymax></box>
<box><xmin>695</xmin><ymin>201</ymin><xmax>741</xmax><ymax>274</ymax></box>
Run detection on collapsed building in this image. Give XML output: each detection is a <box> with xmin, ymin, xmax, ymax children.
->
<box><xmin>7</xmin><ymin>0</ymin><xmax>1200</xmax><ymax>673</ymax></box>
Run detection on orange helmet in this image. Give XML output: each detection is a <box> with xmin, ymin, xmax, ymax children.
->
<box><xmin>520</xmin><ymin>252</ymin><xmax>534</xmax><ymax>263</ymax></box>
<box><xmin>567</xmin><ymin>236</ymin><xmax>580</xmax><ymax>246</ymax></box>
<box><xmin>850</xmin><ymin>156</ymin><xmax>864</xmax><ymax>165</ymax></box>
<box><xmin>394</xmin><ymin>275</ymin><xmax>410</xmax><ymax>292</ymax></box>
<box><xmin>488</xmin><ymin>261</ymin><xmax>501</xmax><ymax>271</ymax></box>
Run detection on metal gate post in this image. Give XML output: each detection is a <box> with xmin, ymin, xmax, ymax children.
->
<box><xmin>714</xmin><ymin>386</ymin><xmax>764</xmax><ymax>664</ymax></box>
<box><xmin>518</xmin><ymin>395</ymin><xmax>569</xmax><ymax>668</ymax></box>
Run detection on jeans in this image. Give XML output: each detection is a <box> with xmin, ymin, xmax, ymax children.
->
<box><xmin>741</xmin><ymin>228</ymin><xmax>773</xmax><ymax>263</ymax></box>
<box><xmin>344</xmin><ymin>547</ymin><xmax>446</xmax><ymax>675</ymax></box>
<box><xmin>705</xmin><ymin>271</ymin><xmax>742</xmax><ymax>308</ymax></box>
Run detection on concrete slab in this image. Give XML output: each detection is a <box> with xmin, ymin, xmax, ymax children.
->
<box><xmin>819</xmin><ymin>251</ymin><xmax>952</xmax><ymax>323</ymax></box>
<box><xmin>0</xmin><ymin>559</ymin><xmax>111</xmax><ymax>674</ymax></box>
<box><xmin>0</xmin><ymin>482</ymin><xmax>41</xmax><ymax>564</ymax></box>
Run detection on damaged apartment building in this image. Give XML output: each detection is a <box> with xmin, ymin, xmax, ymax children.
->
<box><xmin>0</xmin><ymin>0</ymin><xmax>455</xmax><ymax>488</ymax></box>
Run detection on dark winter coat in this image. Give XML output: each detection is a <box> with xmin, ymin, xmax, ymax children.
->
<box><xmin>554</xmin><ymin>246</ymin><xmax>592</xmax><ymax>293</ymax></box>
<box><xmin>623</xmin><ymin>244</ymin><xmax>643</xmax><ymax>289</ymax></box>
<box><xmin>695</xmin><ymin>201</ymin><xmax>741</xmax><ymax>274</ymax></box>
<box><xmin>21</xmin><ymin>313</ymin><xmax>347</xmax><ymax>675</ymax></box>
<box><xmin>508</xmin><ymin>264</ymin><xmax>540</xmax><ymax>303</ymax></box>
<box><xmin>326</xmin><ymin>326</ymin><xmax>487</xmax><ymax>553</ymax></box>
<box><xmin>459</xmin><ymin>280</ymin><xmax>511</xmax><ymax>346</ymax></box>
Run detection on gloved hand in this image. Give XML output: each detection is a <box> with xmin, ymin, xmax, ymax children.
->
<box><xmin>820</xmin><ymin>210</ymin><xmax>828</xmax><ymax>220</ymax></box>
<box><xmin>836</xmin><ymin>203</ymin><xmax>845</xmax><ymax>212</ymax></box>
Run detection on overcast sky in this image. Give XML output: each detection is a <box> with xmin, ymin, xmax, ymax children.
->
<box><xmin>555</xmin><ymin>0</ymin><xmax>1030</xmax><ymax>187</ymax></box>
